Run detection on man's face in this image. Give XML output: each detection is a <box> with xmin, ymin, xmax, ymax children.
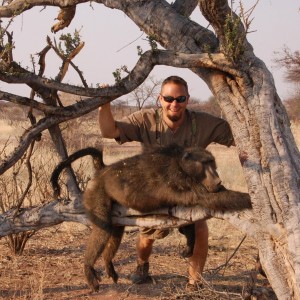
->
<box><xmin>159</xmin><ymin>82</ymin><xmax>189</xmax><ymax>123</ymax></box>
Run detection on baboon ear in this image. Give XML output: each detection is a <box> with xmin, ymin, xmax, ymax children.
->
<box><xmin>180</xmin><ymin>151</ymin><xmax>204</xmax><ymax>177</ymax></box>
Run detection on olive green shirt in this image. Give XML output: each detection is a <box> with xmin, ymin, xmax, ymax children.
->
<box><xmin>115</xmin><ymin>108</ymin><xmax>234</xmax><ymax>148</ymax></box>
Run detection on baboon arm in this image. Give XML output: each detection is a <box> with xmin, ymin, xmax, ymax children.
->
<box><xmin>198</xmin><ymin>189</ymin><xmax>252</xmax><ymax>211</ymax></box>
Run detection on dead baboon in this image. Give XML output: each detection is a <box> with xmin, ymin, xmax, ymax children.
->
<box><xmin>51</xmin><ymin>144</ymin><xmax>252</xmax><ymax>292</ymax></box>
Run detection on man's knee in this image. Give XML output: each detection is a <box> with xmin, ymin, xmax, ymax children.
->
<box><xmin>138</xmin><ymin>234</ymin><xmax>155</xmax><ymax>248</ymax></box>
<box><xmin>136</xmin><ymin>235</ymin><xmax>155</xmax><ymax>263</ymax></box>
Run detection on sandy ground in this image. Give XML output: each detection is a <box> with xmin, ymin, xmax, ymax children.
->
<box><xmin>0</xmin><ymin>219</ymin><xmax>276</xmax><ymax>300</ymax></box>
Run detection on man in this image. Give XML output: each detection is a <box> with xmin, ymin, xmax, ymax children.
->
<box><xmin>98</xmin><ymin>76</ymin><xmax>234</xmax><ymax>286</ymax></box>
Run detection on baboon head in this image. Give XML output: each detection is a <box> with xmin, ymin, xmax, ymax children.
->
<box><xmin>179</xmin><ymin>147</ymin><xmax>222</xmax><ymax>193</ymax></box>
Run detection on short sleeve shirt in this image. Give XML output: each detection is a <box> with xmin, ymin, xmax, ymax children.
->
<box><xmin>115</xmin><ymin>108</ymin><xmax>234</xmax><ymax>148</ymax></box>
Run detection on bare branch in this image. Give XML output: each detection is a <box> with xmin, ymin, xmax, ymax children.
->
<box><xmin>4</xmin><ymin>31</ymin><xmax>13</xmax><ymax>63</ymax></box>
<box><xmin>0</xmin><ymin>89</ymin><xmax>113</xmax><ymax>114</ymax></box>
<box><xmin>128</xmin><ymin>76</ymin><xmax>162</xmax><ymax>109</ymax></box>
<box><xmin>37</xmin><ymin>45</ymin><xmax>51</xmax><ymax>76</ymax></box>
<box><xmin>274</xmin><ymin>46</ymin><xmax>300</xmax><ymax>84</ymax></box>
<box><xmin>152</xmin><ymin>51</ymin><xmax>243</xmax><ymax>77</ymax></box>
<box><xmin>0</xmin><ymin>48</ymin><xmax>244</xmax><ymax>176</ymax></box>
<box><xmin>47</xmin><ymin>36</ymin><xmax>88</xmax><ymax>88</ymax></box>
<box><xmin>0</xmin><ymin>0</ymin><xmax>86</xmax><ymax>17</ymax></box>
<box><xmin>13</xmin><ymin>141</ymin><xmax>35</xmax><ymax>215</ymax></box>
<box><xmin>0</xmin><ymin>44</ymin><xmax>245</xmax><ymax>177</ymax></box>
<box><xmin>0</xmin><ymin>196</ymin><xmax>86</xmax><ymax>237</ymax></box>
<box><xmin>171</xmin><ymin>0</ymin><xmax>198</xmax><ymax>17</ymax></box>
<box><xmin>0</xmin><ymin>198</ymin><xmax>255</xmax><ymax>238</ymax></box>
<box><xmin>0</xmin><ymin>50</ymin><xmax>241</xmax><ymax>99</ymax></box>
<box><xmin>210</xmin><ymin>234</ymin><xmax>247</xmax><ymax>276</ymax></box>
<box><xmin>0</xmin><ymin>95</ymin><xmax>112</xmax><ymax>175</ymax></box>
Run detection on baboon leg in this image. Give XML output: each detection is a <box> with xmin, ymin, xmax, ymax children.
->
<box><xmin>84</xmin><ymin>224</ymin><xmax>111</xmax><ymax>292</ymax></box>
<box><xmin>178</xmin><ymin>224</ymin><xmax>195</xmax><ymax>258</ymax></box>
<box><xmin>102</xmin><ymin>226</ymin><xmax>125</xmax><ymax>283</ymax></box>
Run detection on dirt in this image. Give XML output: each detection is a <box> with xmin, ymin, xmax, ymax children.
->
<box><xmin>0</xmin><ymin>219</ymin><xmax>276</xmax><ymax>300</ymax></box>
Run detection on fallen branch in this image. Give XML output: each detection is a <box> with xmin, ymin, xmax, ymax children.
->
<box><xmin>0</xmin><ymin>197</ymin><xmax>256</xmax><ymax>238</ymax></box>
<box><xmin>0</xmin><ymin>197</ymin><xmax>86</xmax><ymax>237</ymax></box>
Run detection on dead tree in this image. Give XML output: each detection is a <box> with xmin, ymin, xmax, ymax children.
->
<box><xmin>0</xmin><ymin>1</ymin><xmax>299</xmax><ymax>298</ymax></box>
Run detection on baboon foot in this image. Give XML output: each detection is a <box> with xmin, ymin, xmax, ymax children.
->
<box><xmin>180</xmin><ymin>245</ymin><xmax>194</xmax><ymax>258</ymax></box>
<box><xmin>105</xmin><ymin>261</ymin><xmax>119</xmax><ymax>283</ymax></box>
<box><xmin>178</xmin><ymin>225</ymin><xmax>195</xmax><ymax>258</ymax></box>
<box><xmin>84</xmin><ymin>265</ymin><xmax>101</xmax><ymax>292</ymax></box>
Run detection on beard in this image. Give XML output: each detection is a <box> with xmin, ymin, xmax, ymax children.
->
<box><xmin>167</xmin><ymin>112</ymin><xmax>182</xmax><ymax>122</ymax></box>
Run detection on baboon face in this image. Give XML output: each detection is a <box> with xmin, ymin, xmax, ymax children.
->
<box><xmin>201</xmin><ymin>161</ymin><xmax>222</xmax><ymax>192</ymax></box>
<box><xmin>179</xmin><ymin>148</ymin><xmax>221</xmax><ymax>193</ymax></box>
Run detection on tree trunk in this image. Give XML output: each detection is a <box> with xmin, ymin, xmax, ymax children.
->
<box><xmin>213</xmin><ymin>61</ymin><xmax>300</xmax><ymax>300</ymax></box>
<box><xmin>209</xmin><ymin>24</ymin><xmax>300</xmax><ymax>300</ymax></box>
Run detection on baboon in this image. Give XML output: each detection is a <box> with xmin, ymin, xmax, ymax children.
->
<box><xmin>51</xmin><ymin>145</ymin><xmax>252</xmax><ymax>292</ymax></box>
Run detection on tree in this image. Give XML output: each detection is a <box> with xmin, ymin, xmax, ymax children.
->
<box><xmin>274</xmin><ymin>46</ymin><xmax>300</xmax><ymax>84</ymax></box>
<box><xmin>274</xmin><ymin>46</ymin><xmax>300</xmax><ymax>121</ymax></box>
<box><xmin>0</xmin><ymin>1</ymin><xmax>300</xmax><ymax>299</ymax></box>
<box><xmin>283</xmin><ymin>95</ymin><xmax>300</xmax><ymax>122</ymax></box>
<box><xmin>127</xmin><ymin>76</ymin><xmax>162</xmax><ymax>109</ymax></box>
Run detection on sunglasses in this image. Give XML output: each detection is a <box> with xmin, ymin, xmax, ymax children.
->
<box><xmin>160</xmin><ymin>95</ymin><xmax>187</xmax><ymax>103</ymax></box>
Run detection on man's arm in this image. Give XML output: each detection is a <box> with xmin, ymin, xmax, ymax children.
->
<box><xmin>98</xmin><ymin>103</ymin><xmax>120</xmax><ymax>139</ymax></box>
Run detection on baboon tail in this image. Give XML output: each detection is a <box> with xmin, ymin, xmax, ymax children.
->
<box><xmin>50</xmin><ymin>147</ymin><xmax>104</xmax><ymax>198</ymax></box>
<box><xmin>202</xmin><ymin>186</ymin><xmax>252</xmax><ymax>211</ymax></box>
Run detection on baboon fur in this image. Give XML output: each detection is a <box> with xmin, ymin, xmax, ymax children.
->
<box><xmin>51</xmin><ymin>145</ymin><xmax>252</xmax><ymax>292</ymax></box>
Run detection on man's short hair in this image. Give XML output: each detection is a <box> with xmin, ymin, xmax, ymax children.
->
<box><xmin>161</xmin><ymin>76</ymin><xmax>189</xmax><ymax>94</ymax></box>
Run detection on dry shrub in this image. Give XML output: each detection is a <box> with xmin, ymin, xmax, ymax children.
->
<box><xmin>1</xmin><ymin>142</ymin><xmax>58</xmax><ymax>208</ymax></box>
<box><xmin>0</xmin><ymin>101</ymin><xmax>28</xmax><ymax>121</ymax></box>
<box><xmin>0</xmin><ymin>108</ymin><xmax>103</xmax><ymax>256</ymax></box>
<box><xmin>0</xmin><ymin>140</ymin><xmax>62</xmax><ymax>255</ymax></box>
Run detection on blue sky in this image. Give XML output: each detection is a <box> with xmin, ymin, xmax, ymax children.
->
<box><xmin>1</xmin><ymin>1</ymin><xmax>300</xmax><ymax>102</ymax></box>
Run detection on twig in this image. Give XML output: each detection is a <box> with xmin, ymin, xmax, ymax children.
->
<box><xmin>210</xmin><ymin>234</ymin><xmax>247</xmax><ymax>277</ymax></box>
<box><xmin>13</xmin><ymin>141</ymin><xmax>35</xmax><ymax>217</ymax></box>
<box><xmin>116</xmin><ymin>32</ymin><xmax>144</xmax><ymax>53</ymax></box>
<box><xmin>47</xmin><ymin>36</ymin><xmax>88</xmax><ymax>88</ymax></box>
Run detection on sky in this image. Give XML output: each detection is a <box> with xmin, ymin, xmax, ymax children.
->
<box><xmin>1</xmin><ymin>1</ymin><xmax>300</xmax><ymax>102</ymax></box>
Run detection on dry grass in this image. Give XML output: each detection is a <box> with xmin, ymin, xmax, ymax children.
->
<box><xmin>0</xmin><ymin>220</ymin><xmax>275</xmax><ymax>300</ymax></box>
